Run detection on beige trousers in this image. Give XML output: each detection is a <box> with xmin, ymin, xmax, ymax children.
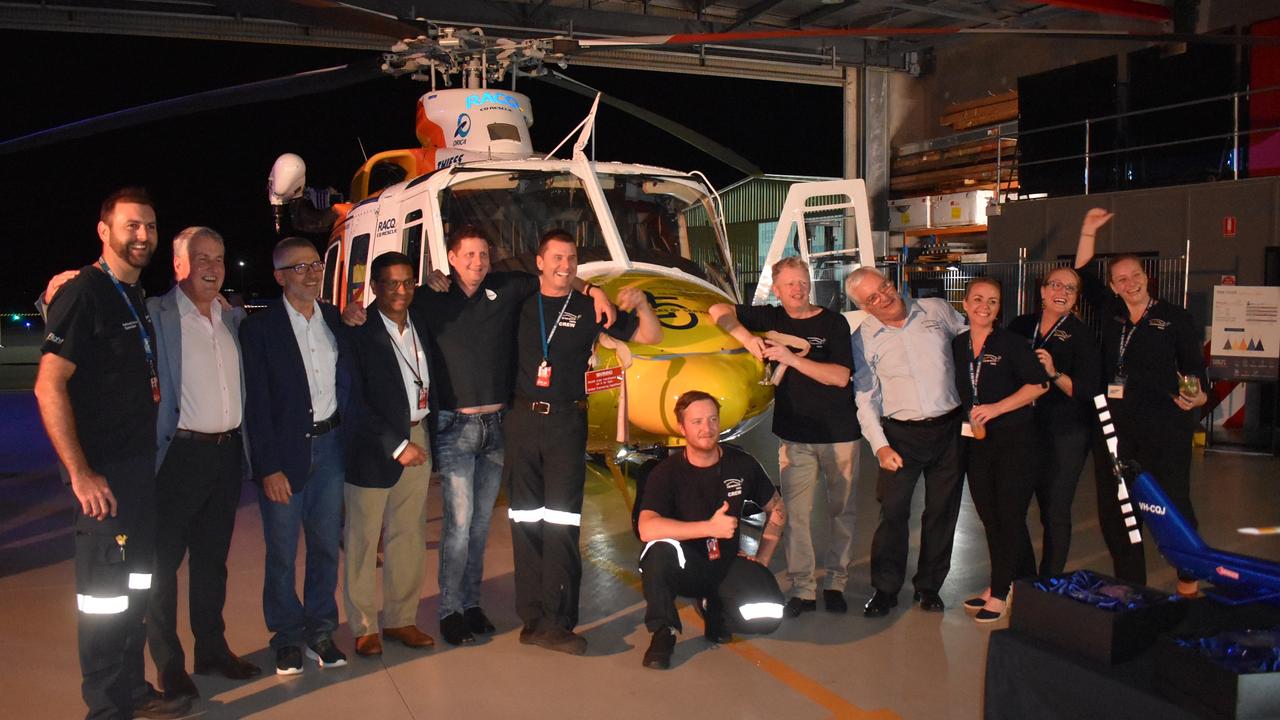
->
<box><xmin>343</xmin><ymin>423</ymin><xmax>432</xmax><ymax>637</ymax></box>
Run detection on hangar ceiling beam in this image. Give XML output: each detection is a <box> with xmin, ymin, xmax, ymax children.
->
<box><xmin>1027</xmin><ymin>0</ymin><xmax>1171</xmax><ymax>22</ymax></box>
<box><xmin>724</xmin><ymin>0</ymin><xmax>788</xmax><ymax>32</ymax></box>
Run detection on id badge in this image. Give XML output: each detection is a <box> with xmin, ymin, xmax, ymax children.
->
<box><xmin>1107</xmin><ymin>376</ymin><xmax>1126</xmax><ymax>399</ymax></box>
<box><xmin>706</xmin><ymin>538</ymin><xmax>720</xmax><ymax>560</ymax></box>
<box><xmin>961</xmin><ymin>421</ymin><xmax>975</xmax><ymax>438</ymax></box>
<box><xmin>535</xmin><ymin>360</ymin><xmax>552</xmax><ymax>388</ymax></box>
<box><xmin>417</xmin><ymin>385</ymin><xmax>428</xmax><ymax>410</ymax></box>
<box><xmin>150</xmin><ymin>375</ymin><xmax>161</xmax><ymax>405</ymax></box>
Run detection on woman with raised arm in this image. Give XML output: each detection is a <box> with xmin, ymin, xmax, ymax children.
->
<box><xmin>1074</xmin><ymin>208</ymin><xmax>1208</xmax><ymax>594</ymax></box>
<box><xmin>952</xmin><ymin>278</ymin><xmax>1050</xmax><ymax>623</ymax></box>
<box><xmin>1008</xmin><ymin>267</ymin><xmax>1101</xmax><ymax>578</ymax></box>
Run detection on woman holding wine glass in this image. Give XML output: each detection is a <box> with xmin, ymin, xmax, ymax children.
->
<box><xmin>952</xmin><ymin>278</ymin><xmax>1050</xmax><ymax>622</ymax></box>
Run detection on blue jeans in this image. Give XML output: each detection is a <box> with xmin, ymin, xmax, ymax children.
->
<box><xmin>435</xmin><ymin>409</ymin><xmax>505</xmax><ymax>619</ymax></box>
<box><xmin>258</xmin><ymin>431</ymin><xmax>344</xmax><ymax>649</ymax></box>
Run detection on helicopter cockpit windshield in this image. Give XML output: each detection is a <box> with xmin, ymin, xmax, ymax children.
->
<box><xmin>437</xmin><ymin>168</ymin><xmax>736</xmax><ymax>297</ymax></box>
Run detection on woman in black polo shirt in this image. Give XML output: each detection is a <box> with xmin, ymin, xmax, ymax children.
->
<box><xmin>1008</xmin><ymin>267</ymin><xmax>1101</xmax><ymax>578</ymax></box>
<box><xmin>952</xmin><ymin>278</ymin><xmax>1050</xmax><ymax>623</ymax></box>
<box><xmin>1074</xmin><ymin>208</ymin><xmax>1208</xmax><ymax>594</ymax></box>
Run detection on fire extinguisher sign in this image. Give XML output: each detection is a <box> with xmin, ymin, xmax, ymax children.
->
<box><xmin>1223</xmin><ymin>216</ymin><xmax>1237</xmax><ymax>238</ymax></box>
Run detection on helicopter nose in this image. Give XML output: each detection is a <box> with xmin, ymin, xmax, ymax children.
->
<box><xmin>624</xmin><ymin>351</ymin><xmax>773</xmax><ymax>438</ymax></box>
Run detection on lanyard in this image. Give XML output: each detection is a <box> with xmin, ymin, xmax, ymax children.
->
<box><xmin>1033</xmin><ymin>313</ymin><xmax>1068</xmax><ymax>351</ymax></box>
<box><xmin>98</xmin><ymin>258</ymin><xmax>158</xmax><ymax>400</ymax></box>
<box><xmin>536</xmin><ymin>292</ymin><xmax>574</xmax><ymax>362</ymax></box>
<box><xmin>1117</xmin><ymin>299</ymin><xmax>1154</xmax><ymax>371</ymax></box>
<box><xmin>387</xmin><ymin>317</ymin><xmax>425</xmax><ymax>388</ymax></box>
<box><xmin>968</xmin><ymin>335</ymin><xmax>985</xmax><ymax>402</ymax></box>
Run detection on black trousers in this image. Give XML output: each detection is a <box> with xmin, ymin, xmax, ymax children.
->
<box><xmin>640</xmin><ymin>541</ymin><xmax>728</xmax><ymax>632</ymax></box>
<box><xmin>504</xmin><ymin>405</ymin><xmax>588</xmax><ymax>631</ymax></box>
<box><xmin>1033</xmin><ymin>423</ymin><xmax>1091</xmax><ymax>576</ymax></box>
<box><xmin>147</xmin><ymin>433</ymin><xmax>243</xmax><ymax>680</ymax></box>
<box><xmin>967</xmin><ymin>421</ymin><xmax>1039</xmax><ymax>600</ymax></box>
<box><xmin>1094</xmin><ymin>408</ymin><xmax>1197</xmax><ymax>585</ymax></box>
<box><xmin>75</xmin><ymin>454</ymin><xmax>156</xmax><ymax>720</ymax></box>
<box><xmin>870</xmin><ymin>415</ymin><xmax>965</xmax><ymax>595</ymax></box>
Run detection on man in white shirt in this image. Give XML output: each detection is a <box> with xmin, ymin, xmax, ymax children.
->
<box><xmin>240</xmin><ymin>237</ymin><xmax>354</xmax><ymax>675</ymax></box>
<box><xmin>343</xmin><ymin>252</ymin><xmax>438</xmax><ymax>656</ymax></box>
<box><xmin>846</xmin><ymin>268</ymin><xmax>968</xmax><ymax>617</ymax></box>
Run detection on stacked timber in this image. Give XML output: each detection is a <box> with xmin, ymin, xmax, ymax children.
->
<box><xmin>890</xmin><ymin>91</ymin><xmax>1019</xmax><ymax>197</ymax></box>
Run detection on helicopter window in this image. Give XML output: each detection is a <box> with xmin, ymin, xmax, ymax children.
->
<box><xmin>322</xmin><ymin>243</ymin><xmax>340</xmax><ymax>302</ymax></box>
<box><xmin>402</xmin><ymin>224</ymin><xmax>425</xmax><ymax>278</ymax></box>
<box><xmin>487</xmin><ymin>123</ymin><xmax>521</xmax><ymax>142</ymax></box>
<box><xmin>348</xmin><ymin>233</ymin><xmax>370</xmax><ymax>306</ymax></box>
<box><xmin>368</xmin><ymin>161</ymin><xmax>408</xmax><ymax>195</ymax></box>
<box><xmin>404</xmin><ymin>209</ymin><xmax>423</xmax><ymax>223</ymax></box>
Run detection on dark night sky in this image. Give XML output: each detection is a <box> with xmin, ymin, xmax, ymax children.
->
<box><xmin>0</xmin><ymin>30</ymin><xmax>841</xmax><ymax>311</ymax></box>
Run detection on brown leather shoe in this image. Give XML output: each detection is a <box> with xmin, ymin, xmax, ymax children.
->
<box><xmin>354</xmin><ymin>633</ymin><xmax>383</xmax><ymax>656</ymax></box>
<box><xmin>159</xmin><ymin>668</ymin><xmax>199</xmax><ymax>700</ymax></box>
<box><xmin>194</xmin><ymin>650</ymin><xmax>262</xmax><ymax>680</ymax></box>
<box><xmin>383</xmin><ymin>625</ymin><xmax>435</xmax><ymax>649</ymax></box>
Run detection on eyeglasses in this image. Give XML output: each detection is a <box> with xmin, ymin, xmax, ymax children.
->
<box><xmin>377</xmin><ymin>279</ymin><xmax>416</xmax><ymax>290</ymax></box>
<box><xmin>275</xmin><ymin>260</ymin><xmax>325</xmax><ymax>275</ymax></box>
<box><xmin>1044</xmin><ymin>280</ymin><xmax>1079</xmax><ymax>293</ymax></box>
<box><xmin>862</xmin><ymin>280</ymin><xmax>895</xmax><ymax>307</ymax></box>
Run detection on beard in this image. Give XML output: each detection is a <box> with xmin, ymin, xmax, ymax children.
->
<box><xmin>109</xmin><ymin>236</ymin><xmax>154</xmax><ymax>269</ymax></box>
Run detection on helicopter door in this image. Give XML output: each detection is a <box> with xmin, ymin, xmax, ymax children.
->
<box><xmin>752</xmin><ymin>179</ymin><xmax>874</xmax><ymax>326</ymax></box>
<box><xmin>401</xmin><ymin>208</ymin><xmax>428</xmax><ymax>280</ymax></box>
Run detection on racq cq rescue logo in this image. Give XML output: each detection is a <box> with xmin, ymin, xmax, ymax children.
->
<box><xmin>376</xmin><ymin>218</ymin><xmax>396</xmax><ymax>237</ymax></box>
<box><xmin>1138</xmin><ymin>501</ymin><xmax>1167</xmax><ymax>515</ymax></box>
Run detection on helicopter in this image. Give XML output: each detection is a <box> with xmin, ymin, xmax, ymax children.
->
<box><xmin>263</xmin><ymin>29</ymin><xmax>877</xmax><ymax>463</ymax></box>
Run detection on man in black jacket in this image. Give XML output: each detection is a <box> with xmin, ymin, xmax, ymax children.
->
<box><xmin>344</xmin><ymin>252</ymin><xmax>438</xmax><ymax>656</ymax></box>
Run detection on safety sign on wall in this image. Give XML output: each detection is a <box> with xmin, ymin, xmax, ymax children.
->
<box><xmin>1210</xmin><ymin>285</ymin><xmax>1280</xmax><ymax>380</ymax></box>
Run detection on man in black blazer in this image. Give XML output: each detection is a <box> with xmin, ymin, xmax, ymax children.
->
<box><xmin>240</xmin><ymin>237</ymin><xmax>354</xmax><ymax>675</ymax></box>
<box><xmin>344</xmin><ymin>252</ymin><xmax>438</xmax><ymax>656</ymax></box>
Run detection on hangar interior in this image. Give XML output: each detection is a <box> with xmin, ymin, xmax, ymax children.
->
<box><xmin>2</xmin><ymin>2</ymin><xmax>1280</xmax><ymax>719</ymax></box>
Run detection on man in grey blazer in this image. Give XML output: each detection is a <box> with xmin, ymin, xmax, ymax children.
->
<box><xmin>146</xmin><ymin>227</ymin><xmax>260</xmax><ymax>698</ymax></box>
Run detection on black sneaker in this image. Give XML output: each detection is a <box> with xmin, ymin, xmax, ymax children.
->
<box><xmin>275</xmin><ymin>646</ymin><xmax>303</xmax><ymax>676</ymax></box>
<box><xmin>133</xmin><ymin>686</ymin><xmax>192</xmax><ymax>719</ymax></box>
<box><xmin>532</xmin><ymin>626</ymin><xmax>588</xmax><ymax>655</ymax></box>
<box><xmin>305</xmin><ymin>637</ymin><xmax>348</xmax><ymax>668</ymax></box>
<box><xmin>440</xmin><ymin>612</ymin><xmax>476</xmax><ymax>646</ymax></box>
<box><xmin>784</xmin><ymin>597</ymin><xmax>817</xmax><ymax>617</ymax></box>
<box><xmin>823</xmin><ymin>590</ymin><xmax>848</xmax><ymax>614</ymax></box>
<box><xmin>642</xmin><ymin>627</ymin><xmax>676</xmax><ymax>669</ymax></box>
<box><xmin>464</xmin><ymin>606</ymin><xmax>496</xmax><ymax>634</ymax></box>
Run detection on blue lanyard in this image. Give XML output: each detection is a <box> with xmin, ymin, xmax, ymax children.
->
<box><xmin>968</xmin><ymin>335</ymin><xmax>984</xmax><ymax>401</ymax></box>
<box><xmin>98</xmin><ymin>258</ymin><xmax>159</xmax><ymax>400</ymax></box>
<box><xmin>536</xmin><ymin>292</ymin><xmax>574</xmax><ymax>362</ymax></box>
<box><xmin>1117</xmin><ymin>299</ymin><xmax>1154</xmax><ymax>372</ymax></box>
<box><xmin>1033</xmin><ymin>314</ymin><xmax>1068</xmax><ymax>351</ymax></box>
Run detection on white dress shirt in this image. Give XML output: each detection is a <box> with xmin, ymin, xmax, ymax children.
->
<box><xmin>284</xmin><ymin>298</ymin><xmax>338</xmax><ymax>421</ymax></box>
<box><xmin>852</xmin><ymin>296</ymin><xmax>967</xmax><ymax>453</ymax></box>
<box><xmin>176</xmin><ymin>289</ymin><xmax>242</xmax><ymax>433</ymax></box>
<box><xmin>380</xmin><ymin>310</ymin><xmax>430</xmax><ymax>458</ymax></box>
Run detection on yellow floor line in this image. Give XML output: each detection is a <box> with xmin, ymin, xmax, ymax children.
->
<box><xmin>585</xmin><ymin>548</ymin><xmax>901</xmax><ymax>720</ymax></box>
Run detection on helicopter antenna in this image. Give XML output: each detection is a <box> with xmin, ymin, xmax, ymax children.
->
<box><xmin>357</xmin><ymin>136</ymin><xmax>368</xmax><ymax>162</ymax></box>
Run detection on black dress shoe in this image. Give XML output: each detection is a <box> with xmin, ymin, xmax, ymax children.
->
<box><xmin>440</xmin><ymin>612</ymin><xmax>476</xmax><ymax>646</ymax></box>
<box><xmin>159</xmin><ymin>668</ymin><xmax>199</xmax><ymax>700</ymax></box>
<box><xmin>863</xmin><ymin>590</ymin><xmax>898</xmax><ymax>618</ymax></box>
<box><xmin>518</xmin><ymin>623</ymin><xmax>539</xmax><ymax>645</ymax></box>
<box><xmin>823</xmin><ymin>590</ymin><xmax>848</xmax><ymax>614</ymax></box>
<box><xmin>913</xmin><ymin>590</ymin><xmax>945</xmax><ymax>612</ymax></box>
<box><xmin>784</xmin><ymin>597</ymin><xmax>817</xmax><ymax>617</ymax></box>
<box><xmin>642</xmin><ymin>626</ymin><xmax>676</xmax><ymax>669</ymax></box>
<box><xmin>194</xmin><ymin>651</ymin><xmax>261</xmax><ymax>680</ymax></box>
<box><xmin>464</xmin><ymin>606</ymin><xmax>496</xmax><ymax>634</ymax></box>
<box><xmin>134</xmin><ymin>686</ymin><xmax>192</xmax><ymax>719</ymax></box>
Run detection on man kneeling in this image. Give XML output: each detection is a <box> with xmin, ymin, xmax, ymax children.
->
<box><xmin>637</xmin><ymin>390</ymin><xmax>786</xmax><ymax>669</ymax></box>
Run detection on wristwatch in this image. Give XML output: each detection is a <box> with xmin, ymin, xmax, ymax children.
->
<box><xmin>1050</xmin><ymin>371</ymin><xmax>1063</xmax><ymax>382</ymax></box>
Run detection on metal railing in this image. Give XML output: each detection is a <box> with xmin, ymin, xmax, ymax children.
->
<box><xmin>998</xmin><ymin>83</ymin><xmax>1280</xmax><ymax>197</ymax></box>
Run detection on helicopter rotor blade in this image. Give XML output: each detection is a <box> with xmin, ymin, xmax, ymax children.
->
<box><xmin>536</xmin><ymin>71</ymin><xmax>763</xmax><ymax>178</ymax></box>
<box><xmin>0</xmin><ymin>59</ymin><xmax>386</xmax><ymax>156</ymax></box>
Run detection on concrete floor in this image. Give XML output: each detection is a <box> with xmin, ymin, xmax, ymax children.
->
<box><xmin>2</xmin><ymin>391</ymin><xmax>1278</xmax><ymax>719</ymax></box>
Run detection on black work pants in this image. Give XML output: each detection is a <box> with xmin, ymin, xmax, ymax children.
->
<box><xmin>966</xmin><ymin>421</ymin><xmax>1039</xmax><ymax>600</ymax></box>
<box><xmin>1095</xmin><ymin>406</ymin><xmax>1197</xmax><ymax>585</ymax></box>
<box><xmin>75</xmin><ymin>454</ymin><xmax>156</xmax><ymax>720</ymax></box>
<box><xmin>640</xmin><ymin>541</ymin><xmax>728</xmax><ymax>632</ymax></box>
<box><xmin>504</xmin><ymin>405</ymin><xmax>588</xmax><ymax>632</ymax></box>
<box><xmin>147</xmin><ymin>433</ymin><xmax>243</xmax><ymax>681</ymax></box>
<box><xmin>1033</xmin><ymin>423</ymin><xmax>1091</xmax><ymax>576</ymax></box>
<box><xmin>870</xmin><ymin>415</ymin><xmax>965</xmax><ymax>595</ymax></box>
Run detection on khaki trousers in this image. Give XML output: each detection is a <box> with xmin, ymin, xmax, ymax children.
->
<box><xmin>343</xmin><ymin>423</ymin><xmax>432</xmax><ymax>637</ymax></box>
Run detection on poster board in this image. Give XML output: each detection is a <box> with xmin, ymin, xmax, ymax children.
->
<box><xmin>1209</xmin><ymin>285</ymin><xmax>1280</xmax><ymax>381</ymax></box>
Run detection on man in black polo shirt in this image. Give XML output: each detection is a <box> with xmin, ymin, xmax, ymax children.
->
<box><xmin>35</xmin><ymin>187</ymin><xmax>190</xmax><ymax>720</ymax></box>
<box><xmin>709</xmin><ymin>256</ymin><xmax>860</xmax><ymax>615</ymax></box>
<box><xmin>508</xmin><ymin>229</ymin><xmax>661</xmax><ymax>655</ymax></box>
<box><xmin>637</xmin><ymin>391</ymin><xmax>784</xmax><ymax>670</ymax></box>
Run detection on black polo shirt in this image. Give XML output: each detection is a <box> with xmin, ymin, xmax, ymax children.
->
<box><xmin>41</xmin><ymin>265</ymin><xmax>158</xmax><ymax>467</ymax></box>
<box><xmin>513</xmin><ymin>290</ymin><xmax>639</xmax><ymax>402</ymax></box>
<box><xmin>1008</xmin><ymin>312</ymin><xmax>1102</xmax><ymax>430</ymax></box>
<box><xmin>1080</xmin><ymin>270</ymin><xmax>1207</xmax><ymax>428</ymax></box>
<box><xmin>413</xmin><ymin>270</ymin><xmax>539</xmax><ymax>410</ymax></box>
<box><xmin>734</xmin><ymin>304</ymin><xmax>860</xmax><ymax>444</ymax></box>
<box><xmin>951</xmin><ymin>326</ymin><xmax>1050</xmax><ymax>430</ymax></box>
<box><xmin>639</xmin><ymin>445</ymin><xmax>778</xmax><ymax>565</ymax></box>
